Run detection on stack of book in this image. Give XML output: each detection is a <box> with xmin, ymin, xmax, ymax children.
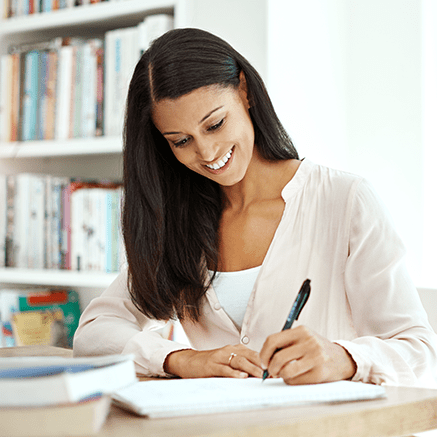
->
<box><xmin>0</xmin><ymin>354</ymin><xmax>137</xmax><ymax>436</ymax></box>
<box><xmin>0</xmin><ymin>13</ymin><xmax>174</xmax><ymax>142</ymax></box>
<box><xmin>0</xmin><ymin>174</ymin><xmax>125</xmax><ymax>272</ymax></box>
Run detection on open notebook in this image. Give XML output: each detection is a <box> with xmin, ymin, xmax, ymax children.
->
<box><xmin>112</xmin><ymin>378</ymin><xmax>386</xmax><ymax>418</ymax></box>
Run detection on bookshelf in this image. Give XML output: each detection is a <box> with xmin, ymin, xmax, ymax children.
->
<box><xmin>0</xmin><ymin>1</ymin><xmax>182</xmax><ymax>300</ymax></box>
<box><xmin>0</xmin><ymin>0</ymin><xmax>268</xmax><ymax>311</ymax></box>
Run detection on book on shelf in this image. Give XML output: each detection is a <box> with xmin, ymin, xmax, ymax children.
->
<box><xmin>2</xmin><ymin>0</ymin><xmax>113</xmax><ymax>18</ymax></box>
<box><xmin>0</xmin><ymin>175</ymin><xmax>5</xmax><ymax>268</ymax></box>
<box><xmin>0</xmin><ymin>353</ymin><xmax>137</xmax><ymax>407</ymax></box>
<box><xmin>0</xmin><ymin>394</ymin><xmax>111</xmax><ymax>437</ymax></box>
<box><xmin>0</xmin><ymin>12</ymin><xmax>174</xmax><ymax>142</ymax></box>
<box><xmin>0</xmin><ymin>174</ymin><xmax>124</xmax><ymax>272</ymax></box>
<box><xmin>104</xmin><ymin>14</ymin><xmax>173</xmax><ymax>137</ymax></box>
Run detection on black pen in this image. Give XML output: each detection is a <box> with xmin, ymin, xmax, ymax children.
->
<box><xmin>262</xmin><ymin>279</ymin><xmax>311</xmax><ymax>381</ymax></box>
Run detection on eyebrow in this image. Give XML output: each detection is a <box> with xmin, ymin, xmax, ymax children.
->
<box><xmin>162</xmin><ymin>106</ymin><xmax>224</xmax><ymax>136</ymax></box>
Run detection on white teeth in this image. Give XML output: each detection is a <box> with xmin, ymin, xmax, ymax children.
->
<box><xmin>206</xmin><ymin>148</ymin><xmax>233</xmax><ymax>170</ymax></box>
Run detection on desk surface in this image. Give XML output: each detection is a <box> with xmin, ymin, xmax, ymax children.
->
<box><xmin>1</xmin><ymin>346</ymin><xmax>437</xmax><ymax>437</ymax></box>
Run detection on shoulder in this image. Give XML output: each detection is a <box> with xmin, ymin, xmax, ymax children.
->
<box><xmin>288</xmin><ymin>159</ymin><xmax>364</xmax><ymax>202</ymax></box>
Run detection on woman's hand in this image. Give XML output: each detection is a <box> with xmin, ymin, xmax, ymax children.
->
<box><xmin>259</xmin><ymin>325</ymin><xmax>357</xmax><ymax>384</ymax></box>
<box><xmin>164</xmin><ymin>344</ymin><xmax>264</xmax><ymax>379</ymax></box>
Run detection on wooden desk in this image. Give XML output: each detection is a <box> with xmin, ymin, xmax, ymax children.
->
<box><xmin>1</xmin><ymin>346</ymin><xmax>437</xmax><ymax>437</ymax></box>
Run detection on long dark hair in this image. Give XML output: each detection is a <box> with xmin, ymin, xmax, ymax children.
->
<box><xmin>123</xmin><ymin>28</ymin><xmax>298</xmax><ymax>322</ymax></box>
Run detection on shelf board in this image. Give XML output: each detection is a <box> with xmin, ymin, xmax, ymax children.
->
<box><xmin>0</xmin><ymin>268</ymin><xmax>118</xmax><ymax>288</ymax></box>
<box><xmin>0</xmin><ymin>0</ymin><xmax>176</xmax><ymax>37</ymax></box>
<box><xmin>0</xmin><ymin>136</ymin><xmax>122</xmax><ymax>158</ymax></box>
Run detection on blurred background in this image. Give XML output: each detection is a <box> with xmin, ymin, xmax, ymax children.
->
<box><xmin>0</xmin><ymin>0</ymin><xmax>436</xmax><ymax>345</ymax></box>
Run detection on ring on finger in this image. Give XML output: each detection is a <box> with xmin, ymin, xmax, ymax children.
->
<box><xmin>228</xmin><ymin>352</ymin><xmax>237</xmax><ymax>366</ymax></box>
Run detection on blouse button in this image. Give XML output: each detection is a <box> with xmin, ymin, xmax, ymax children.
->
<box><xmin>214</xmin><ymin>303</ymin><xmax>221</xmax><ymax>310</ymax></box>
<box><xmin>241</xmin><ymin>336</ymin><xmax>249</xmax><ymax>345</ymax></box>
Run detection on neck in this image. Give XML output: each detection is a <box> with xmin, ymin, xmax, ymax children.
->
<box><xmin>220</xmin><ymin>150</ymin><xmax>300</xmax><ymax>211</ymax></box>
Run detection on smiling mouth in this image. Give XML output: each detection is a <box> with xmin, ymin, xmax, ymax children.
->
<box><xmin>205</xmin><ymin>147</ymin><xmax>234</xmax><ymax>170</ymax></box>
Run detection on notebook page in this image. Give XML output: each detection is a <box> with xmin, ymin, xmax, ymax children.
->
<box><xmin>112</xmin><ymin>378</ymin><xmax>386</xmax><ymax>418</ymax></box>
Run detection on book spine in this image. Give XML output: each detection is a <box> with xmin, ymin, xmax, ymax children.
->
<box><xmin>37</xmin><ymin>50</ymin><xmax>48</xmax><ymax>140</ymax></box>
<box><xmin>0</xmin><ymin>55</ymin><xmax>11</xmax><ymax>142</ymax></box>
<box><xmin>72</xmin><ymin>44</ymin><xmax>83</xmax><ymax>138</ymax></box>
<box><xmin>0</xmin><ymin>174</ymin><xmax>6</xmax><ymax>268</ymax></box>
<box><xmin>28</xmin><ymin>174</ymin><xmax>45</xmax><ymax>269</ymax></box>
<box><xmin>44</xmin><ymin>174</ymin><xmax>53</xmax><ymax>269</ymax></box>
<box><xmin>15</xmin><ymin>173</ymin><xmax>30</xmax><ymax>267</ymax></box>
<box><xmin>5</xmin><ymin>175</ymin><xmax>16</xmax><ymax>267</ymax></box>
<box><xmin>61</xmin><ymin>183</ymin><xmax>72</xmax><ymax>269</ymax></box>
<box><xmin>70</xmin><ymin>188</ymin><xmax>82</xmax><ymax>271</ymax></box>
<box><xmin>45</xmin><ymin>50</ymin><xmax>58</xmax><ymax>140</ymax></box>
<box><xmin>95</xmin><ymin>40</ymin><xmax>104</xmax><ymax>136</ymax></box>
<box><xmin>81</xmin><ymin>40</ymin><xmax>96</xmax><ymax>138</ymax></box>
<box><xmin>104</xmin><ymin>30</ymin><xmax>116</xmax><ymax>137</ymax></box>
<box><xmin>55</xmin><ymin>45</ymin><xmax>73</xmax><ymax>141</ymax></box>
<box><xmin>10</xmin><ymin>53</ymin><xmax>21</xmax><ymax>142</ymax></box>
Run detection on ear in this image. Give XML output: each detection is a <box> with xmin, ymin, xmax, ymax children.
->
<box><xmin>238</xmin><ymin>71</ymin><xmax>250</xmax><ymax>109</ymax></box>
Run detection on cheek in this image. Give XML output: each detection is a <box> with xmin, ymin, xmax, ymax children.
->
<box><xmin>170</xmin><ymin>147</ymin><xmax>197</xmax><ymax>169</ymax></box>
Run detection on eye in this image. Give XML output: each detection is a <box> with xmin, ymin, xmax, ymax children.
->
<box><xmin>207</xmin><ymin>118</ymin><xmax>225</xmax><ymax>132</ymax></box>
<box><xmin>173</xmin><ymin>137</ymin><xmax>190</xmax><ymax>148</ymax></box>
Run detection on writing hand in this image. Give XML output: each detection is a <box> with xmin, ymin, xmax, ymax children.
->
<box><xmin>259</xmin><ymin>325</ymin><xmax>357</xmax><ymax>384</ymax></box>
<box><xmin>164</xmin><ymin>344</ymin><xmax>264</xmax><ymax>379</ymax></box>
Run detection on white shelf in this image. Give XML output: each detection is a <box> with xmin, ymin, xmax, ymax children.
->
<box><xmin>0</xmin><ymin>136</ymin><xmax>122</xmax><ymax>158</ymax></box>
<box><xmin>0</xmin><ymin>0</ymin><xmax>176</xmax><ymax>37</ymax></box>
<box><xmin>0</xmin><ymin>268</ymin><xmax>118</xmax><ymax>288</ymax></box>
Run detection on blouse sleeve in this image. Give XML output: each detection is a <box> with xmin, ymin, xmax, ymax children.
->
<box><xmin>72</xmin><ymin>267</ymin><xmax>191</xmax><ymax>377</ymax></box>
<box><xmin>335</xmin><ymin>179</ymin><xmax>437</xmax><ymax>386</ymax></box>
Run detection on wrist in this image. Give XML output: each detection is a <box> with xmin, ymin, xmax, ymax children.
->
<box><xmin>163</xmin><ymin>349</ymin><xmax>195</xmax><ymax>377</ymax></box>
<box><xmin>337</xmin><ymin>344</ymin><xmax>357</xmax><ymax>380</ymax></box>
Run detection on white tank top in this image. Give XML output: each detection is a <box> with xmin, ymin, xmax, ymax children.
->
<box><xmin>209</xmin><ymin>266</ymin><xmax>261</xmax><ymax>331</ymax></box>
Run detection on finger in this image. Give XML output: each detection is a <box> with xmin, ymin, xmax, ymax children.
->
<box><xmin>279</xmin><ymin>361</ymin><xmax>315</xmax><ymax>385</ymax></box>
<box><xmin>259</xmin><ymin>327</ymin><xmax>306</xmax><ymax>369</ymax></box>
<box><xmin>279</xmin><ymin>357</ymin><xmax>317</xmax><ymax>383</ymax></box>
<box><xmin>267</xmin><ymin>343</ymin><xmax>306</xmax><ymax>377</ymax></box>
<box><xmin>217</xmin><ymin>363</ymin><xmax>249</xmax><ymax>379</ymax></box>
<box><xmin>230</xmin><ymin>355</ymin><xmax>264</xmax><ymax>378</ymax></box>
<box><xmin>231</xmin><ymin>345</ymin><xmax>263</xmax><ymax>369</ymax></box>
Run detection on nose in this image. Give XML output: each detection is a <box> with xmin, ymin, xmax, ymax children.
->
<box><xmin>194</xmin><ymin>138</ymin><xmax>220</xmax><ymax>162</ymax></box>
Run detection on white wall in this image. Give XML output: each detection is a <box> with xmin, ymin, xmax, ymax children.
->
<box><xmin>182</xmin><ymin>0</ymin><xmax>267</xmax><ymax>81</ymax></box>
<box><xmin>267</xmin><ymin>0</ymin><xmax>434</xmax><ymax>289</ymax></box>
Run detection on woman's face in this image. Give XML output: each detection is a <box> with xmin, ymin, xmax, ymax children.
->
<box><xmin>152</xmin><ymin>78</ymin><xmax>255</xmax><ymax>187</ymax></box>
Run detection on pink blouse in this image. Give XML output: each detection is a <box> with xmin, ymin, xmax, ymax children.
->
<box><xmin>73</xmin><ymin>159</ymin><xmax>437</xmax><ymax>386</ymax></box>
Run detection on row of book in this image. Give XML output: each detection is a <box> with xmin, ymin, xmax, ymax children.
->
<box><xmin>0</xmin><ymin>173</ymin><xmax>126</xmax><ymax>273</ymax></box>
<box><xmin>0</xmin><ymin>13</ymin><xmax>173</xmax><ymax>142</ymax></box>
<box><xmin>2</xmin><ymin>0</ymin><xmax>124</xmax><ymax>19</ymax></box>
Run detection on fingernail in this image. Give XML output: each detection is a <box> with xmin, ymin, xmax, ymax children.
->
<box><xmin>261</xmin><ymin>362</ymin><xmax>267</xmax><ymax>370</ymax></box>
<box><xmin>239</xmin><ymin>372</ymin><xmax>248</xmax><ymax>378</ymax></box>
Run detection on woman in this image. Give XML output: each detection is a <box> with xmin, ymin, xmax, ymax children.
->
<box><xmin>73</xmin><ymin>28</ymin><xmax>437</xmax><ymax>386</ymax></box>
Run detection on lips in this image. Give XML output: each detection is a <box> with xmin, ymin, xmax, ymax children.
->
<box><xmin>205</xmin><ymin>147</ymin><xmax>234</xmax><ymax>171</ymax></box>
